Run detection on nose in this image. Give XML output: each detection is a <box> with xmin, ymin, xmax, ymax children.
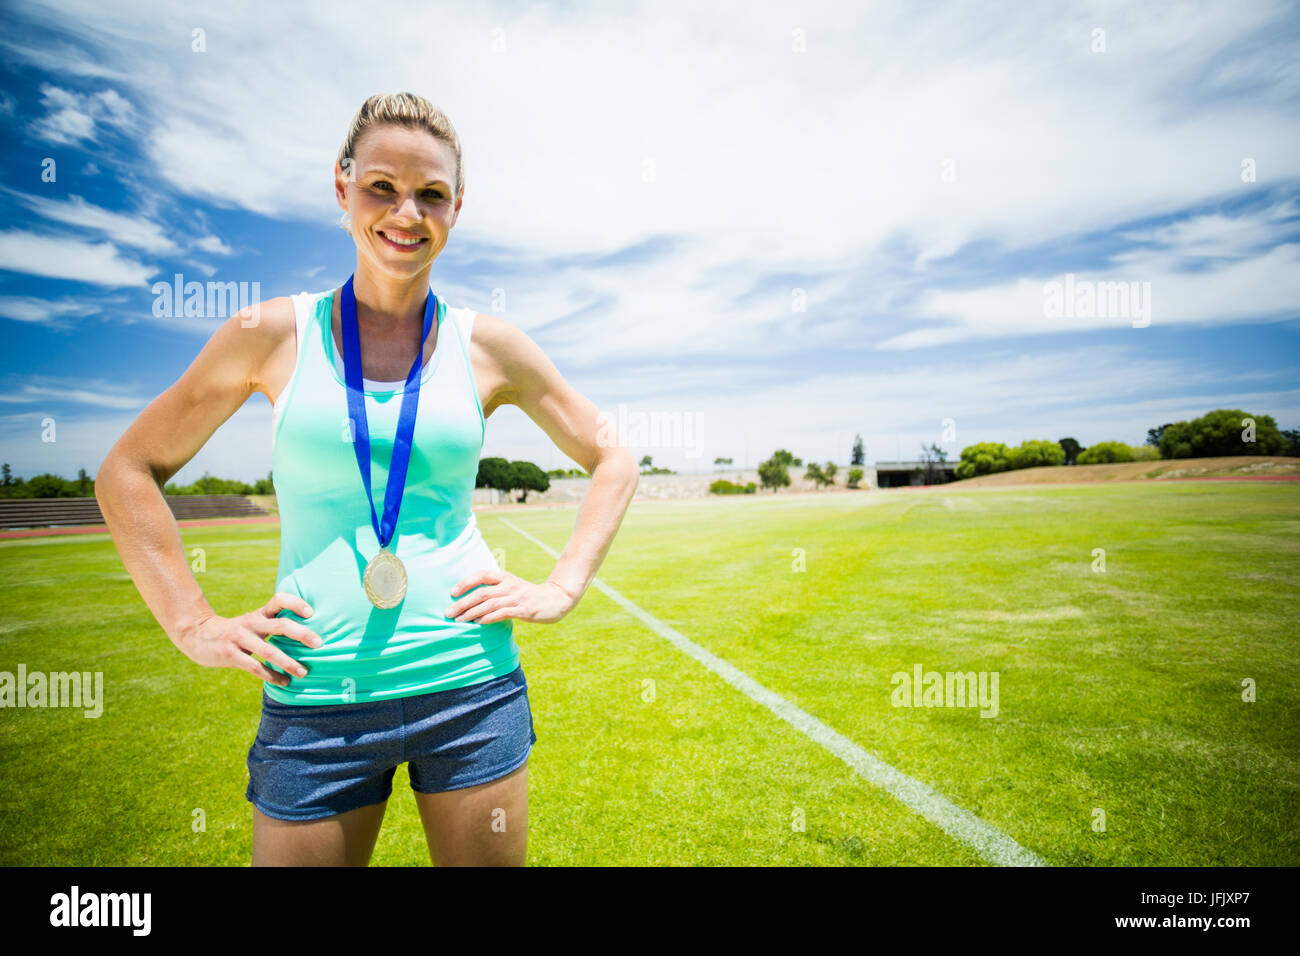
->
<box><xmin>393</xmin><ymin>191</ymin><xmax>422</xmax><ymax>223</ymax></box>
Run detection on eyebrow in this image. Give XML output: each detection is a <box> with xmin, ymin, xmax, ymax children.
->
<box><xmin>365</xmin><ymin>167</ymin><xmax>449</xmax><ymax>187</ymax></box>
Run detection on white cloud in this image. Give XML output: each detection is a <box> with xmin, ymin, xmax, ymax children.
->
<box><xmin>0</xmin><ymin>295</ymin><xmax>100</xmax><ymax>327</ymax></box>
<box><xmin>0</xmin><ymin>231</ymin><xmax>154</xmax><ymax>286</ymax></box>
<box><xmin>881</xmin><ymin>235</ymin><xmax>1300</xmax><ymax>350</ymax></box>
<box><xmin>477</xmin><ymin>342</ymin><xmax>1298</xmax><ymax>472</ymax></box>
<box><xmin>0</xmin><ymin>188</ymin><xmax>177</xmax><ymax>254</ymax></box>
<box><xmin>0</xmin><ymin>398</ymin><xmax>277</xmax><ymax>486</ymax></box>
<box><xmin>28</xmin><ymin>83</ymin><xmax>135</xmax><ymax>145</ymax></box>
<box><xmin>0</xmin><ymin>376</ymin><xmax>152</xmax><ymax>410</ymax></box>
<box><xmin>1118</xmin><ymin>198</ymin><xmax>1300</xmax><ymax>259</ymax></box>
<box><xmin>15</xmin><ymin>0</ymin><xmax>1299</xmax><ymax>274</ymax></box>
<box><xmin>195</xmin><ymin>235</ymin><xmax>232</xmax><ymax>255</ymax></box>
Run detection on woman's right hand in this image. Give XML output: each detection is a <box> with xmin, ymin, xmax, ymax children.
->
<box><xmin>180</xmin><ymin>592</ymin><xmax>323</xmax><ymax>687</ymax></box>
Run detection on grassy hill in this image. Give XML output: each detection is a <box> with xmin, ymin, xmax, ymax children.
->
<box><xmin>955</xmin><ymin>455</ymin><xmax>1300</xmax><ymax>487</ymax></box>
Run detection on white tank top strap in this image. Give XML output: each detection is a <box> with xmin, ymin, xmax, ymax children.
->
<box><xmin>289</xmin><ymin>290</ymin><xmax>315</xmax><ymax>352</ymax></box>
<box><xmin>271</xmin><ymin>292</ymin><xmax>318</xmax><ymax>447</ymax></box>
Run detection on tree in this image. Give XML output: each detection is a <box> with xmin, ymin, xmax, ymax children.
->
<box><xmin>0</xmin><ymin>464</ymin><xmax>25</xmax><ymax>498</ymax></box>
<box><xmin>804</xmin><ymin>461</ymin><xmax>837</xmax><ymax>489</ymax></box>
<box><xmin>919</xmin><ymin>443</ymin><xmax>950</xmax><ymax>483</ymax></box>
<box><xmin>771</xmin><ymin>449</ymin><xmax>801</xmax><ymax>468</ymax></box>
<box><xmin>1146</xmin><ymin>424</ymin><xmax>1171</xmax><ymax>447</ymax></box>
<box><xmin>181</xmin><ymin>472</ymin><xmax>254</xmax><ymax>495</ymax></box>
<box><xmin>476</xmin><ymin>456</ymin><xmax>515</xmax><ymax>502</ymax></box>
<box><xmin>851</xmin><ymin>435</ymin><xmax>864</xmax><ymax>466</ymax></box>
<box><xmin>25</xmin><ymin>473</ymin><xmax>77</xmax><ymax>498</ymax></box>
<box><xmin>847</xmin><ymin>467</ymin><xmax>864</xmax><ymax>489</ymax></box>
<box><xmin>713</xmin><ymin>456</ymin><xmax>733</xmax><ymax>470</ymax></box>
<box><xmin>639</xmin><ymin>455</ymin><xmax>654</xmax><ymax>472</ymax></box>
<box><xmin>1283</xmin><ymin>429</ymin><xmax>1300</xmax><ymax>457</ymax></box>
<box><xmin>509</xmin><ymin>461</ymin><xmax>550</xmax><ymax>503</ymax></box>
<box><xmin>1077</xmin><ymin>441</ymin><xmax>1136</xmax><ymax>464</ymax></box>
<box><xmin>954</xmin><ymin>442</ymin><xmax>1011</xmax><ymax>480</ymax></box>
<box><xmin>1008</xmin><ymin>439</ymin><xmax>1066</xmax><ymax>470</ymax></box>
<box><xmin>757</xmin><ymin>454</ymin><xmax>791</xmax><ymax>491</ymax></box>
<box><xmin>1157</xmin><ymin>409</ymin><xmax>1289</xmax><ymax>459</ymax></box>
<box><xmin>1059</xmin><ymin>438</ymin><xmax>1083</xmax><ymax>466</ymax></box>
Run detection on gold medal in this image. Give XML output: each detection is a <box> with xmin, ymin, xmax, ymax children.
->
<box><xmin>363</xmin><ymin>547</ymin><xmax>407</xmax><ymax>609</ymax></box>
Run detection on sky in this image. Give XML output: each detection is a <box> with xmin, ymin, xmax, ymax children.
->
<box><xmin>0</xmin><ymin>0</ymin><xmax>1298</xmax><ymax>484</ymax></box>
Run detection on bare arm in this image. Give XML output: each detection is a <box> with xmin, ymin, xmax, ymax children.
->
<box><xmin>446</xmin><ymin>313</ymin><xmax>639</xmax><ymax>624</ymax></box>
<box><xmin>95</xmin><ymin>298</ymin><xmax>320</xmax><ymax>682</ymax></box>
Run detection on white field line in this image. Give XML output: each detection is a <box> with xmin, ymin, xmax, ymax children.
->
<box><xmin>498</xmin><ymin>516</ymin><xmax>1047</xmax><ymax>867</ymax></box>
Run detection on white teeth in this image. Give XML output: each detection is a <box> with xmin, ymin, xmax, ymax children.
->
<box><xmin>383</xmin><ymin>233</ymin><xmax>423</xmax><ymax>246</ymax></box>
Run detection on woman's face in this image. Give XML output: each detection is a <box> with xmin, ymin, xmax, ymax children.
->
<box><xmin>335</xmin><ymin>124</ymin><xmax>461</xmax><ymax>282</ymax></box>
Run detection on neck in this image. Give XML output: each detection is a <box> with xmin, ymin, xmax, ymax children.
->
<box><xmin>350</xmin><ymin>264</ymin><xmax>434</xmax><ymax>328</ymax></box>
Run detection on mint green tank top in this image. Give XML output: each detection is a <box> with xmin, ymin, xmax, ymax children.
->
<box><xmin>262</xmin><ymin>286</ymin><xmax>520</xmax><ymax>705</ymax></box>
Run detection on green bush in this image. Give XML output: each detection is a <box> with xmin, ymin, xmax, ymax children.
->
<box><xmin>954</xmin><ymin>442</ymin><xmax>1012</xmax><ymax>480</ymax></box>
<box><xmin>1077</xmin><ymin>441</ymin><xmax>1137</xmax><ymax>464</ymax></box>
<box><xmin>164</xmin><ymin>472</ymin><xmax>255</xmax><ymax>495</ymax></box>
<box><xmin>1008</xmin><ymin>439</ymin><xmax>1066</xmax><ymax>470</ymax></box>
<box><xmin>710</xmin><ymin>479</ymin><xmax>756</xmax><ymax>495</ymax></box>
<box><xmin>1157</xmin><ymin>409</ymin><xmax>1289</xmax><ymax>459</ymax></box>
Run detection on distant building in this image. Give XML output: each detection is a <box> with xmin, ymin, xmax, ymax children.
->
<box><xmin>873</xmin><ymin>460</ymin><xmax>959</xmax><ymax>488</ymax></box>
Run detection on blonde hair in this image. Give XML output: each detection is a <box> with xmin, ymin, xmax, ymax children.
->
<box><xmin>336</xmin><ymin>92</ymin><xmax>464</xmax><ymax>197</ymax></box>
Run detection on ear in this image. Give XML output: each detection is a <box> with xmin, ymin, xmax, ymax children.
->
<box><xmin>451</xmin><ymin>182</ymin><xmax>465</xmax><ymax>227</ymax></box>
<box><xmin>334</xmin><ymin>160</ymin><xmax>352</xmax><ymax>212</ymax></box>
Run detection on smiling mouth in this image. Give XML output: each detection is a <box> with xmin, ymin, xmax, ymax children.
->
<box><xmin>377</xmin><ymin>230</ymin><xmax>429</xmax><ymax>251</ymax></box>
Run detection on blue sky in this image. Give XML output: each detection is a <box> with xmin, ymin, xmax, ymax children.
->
<box><xmin>1</xmin><ymin>0</ymin><xmax>1298</xmax><ymax>484</ymax></box>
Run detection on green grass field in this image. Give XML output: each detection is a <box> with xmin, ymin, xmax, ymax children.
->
<box><xmin>1</xmin><ymin>481</ymin><xmax>1297</xmax><ymax>865</ymax></box>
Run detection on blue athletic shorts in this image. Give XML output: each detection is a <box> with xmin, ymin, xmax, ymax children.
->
<box><xmin>245</xmin><ymin>664</ymin><xmax>537</xmax><ymax>821</ymax></box>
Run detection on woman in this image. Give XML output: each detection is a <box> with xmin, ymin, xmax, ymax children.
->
<box><xmin>95</xmin><ymin>92</ymin><xmax>639</xmax><ymax>866</ymax></box>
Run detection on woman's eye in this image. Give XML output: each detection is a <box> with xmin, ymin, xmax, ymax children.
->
<box><xmin>370</xmin><ymin>181</ymin><xmax>442</xmax><ymax>199</ymax></box>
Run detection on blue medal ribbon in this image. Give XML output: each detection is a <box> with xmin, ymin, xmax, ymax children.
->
<box><xmin>340</xmin><ymin>274</ymin><xmax>438</xmax><ymax>553</ymax></box>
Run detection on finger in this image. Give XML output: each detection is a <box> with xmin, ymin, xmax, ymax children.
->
<box><xmin>249</xmin><ymin>614</ymin><xmax>324</xmax><ymax>649</ymax></box>
<box><xmin>226</xmin><ymin>643</ymin><xmax>293</xmax><ymax>686</ymax></box>
<box><xmin>477</xmin><ymin>604</ymin><xmax>522</xmax><ymax>625</ymax></box>
<box><xmin>444</xmin><ymin>583</ymin><xmax>499</xmax><ymax>620</ymax></box>
<box><xmin>234</xmin><ymin>627</ymin><xmax>309</xmax><ymax>678</ymax></box>
<box><xmin>449</xmin><ymin>569</ymin><xmax>503</xmax><ymax>599</ymax></box>
<box><xmin>455</xmin><ymin>595</ymin><xmax>512</xmax><ymax>623</ymax></box>
<box><xmin>262</xmin><ymin>592</ymin><xmax>315</xmax><ymax>620</ymax></box>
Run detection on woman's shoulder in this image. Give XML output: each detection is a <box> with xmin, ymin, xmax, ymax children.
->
<box><xmin>457</xmin><ymin>309</ymin><xmax>529</xmax><ymax>354</ymax></box>
<box><xmin>231</xmin><ymin>294</ymin><xmax>302</xmax><ymax>399</ymax></box>
<box><xmin>222</xmin><ymin>294</ymin><xmax>296</xmax><ymax>347</ymax></box>
<box><xmin>458</xmin><ymin>310</ymin><xmax>556</xmax><ymax>401</ymax></box>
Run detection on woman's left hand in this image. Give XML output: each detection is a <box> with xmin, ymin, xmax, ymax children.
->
<box><xmin>444</xmin><ymin>570</ymin><xmax>577</xmax><ymax>625</ymax></box>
